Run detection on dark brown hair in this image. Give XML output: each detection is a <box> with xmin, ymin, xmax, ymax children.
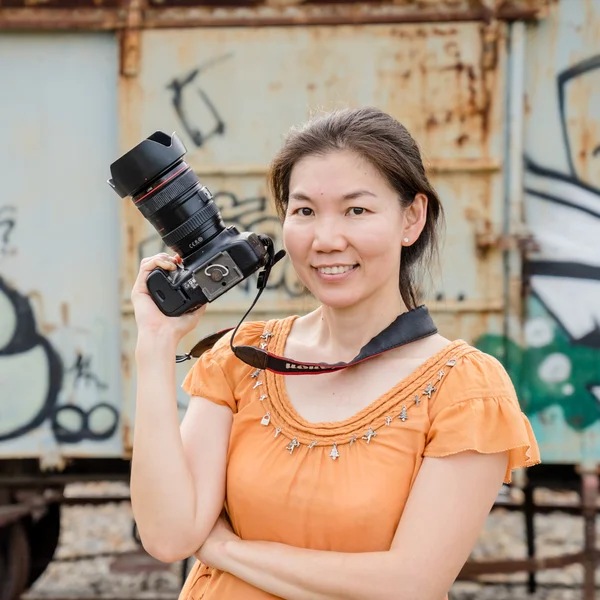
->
<box><xmin>267</xmin><ymin>106</ymin><xmax>443</xmax><ymax>309</ymax></box>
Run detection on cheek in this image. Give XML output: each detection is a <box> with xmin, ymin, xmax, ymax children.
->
<box><xmin>282</xmin><ymin>222</ymin><xmax>310</xmax><ymax>262</ymax></box>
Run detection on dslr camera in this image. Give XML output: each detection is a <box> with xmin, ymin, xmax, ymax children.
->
<box><xmin>108</xmin><ymin>132</ymin><xmax>273</xmax><ymax>317</ymax></box>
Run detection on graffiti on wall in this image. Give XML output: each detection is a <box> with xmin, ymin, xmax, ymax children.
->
<box><xmin>166</xmin><ymin>54</ymin><xmax>232</xmax><ymax>149</ymax></box>
<box><xmin>0</xmin><ymin>276</ymin><xmax>119</xmax><ymax>445</ymax></box>
<box><xmin>0</xmin><ymin>206</ymin><xmax>16</xmax><ymax>256</ymax></box>
<box><xmin>0</xmin><ymin>207</ymin><xmax>119</xmax><ymax>447</ymax></box>
<box><xmin>477</xmin><ymin>54</ymin><xmax>600</xmax><ymax>430</ymax></box>
<box><xmin>137</xmin><ymin>190</ymin><xmax>305</xmax><ymax>298</ymax></box>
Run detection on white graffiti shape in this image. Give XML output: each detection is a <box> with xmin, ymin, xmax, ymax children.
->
<box><xmin>524</xmin><ymin>159</ymin><xmax>600</xmax><ymax>347</ymax></box>
<box><xmin>0</xmin><ymin>277</ymin><xmax>62</xmax><ymax>441</ymax></box>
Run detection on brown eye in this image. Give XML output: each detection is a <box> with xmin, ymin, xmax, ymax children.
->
<box><xmin>299</xmin><ymin>207</ymin><xmax>313</xmax><ymax>216</ymax></box>
<box><xmin>348</xmin><ymin>207</ymin><xmax>365</xmax><ymax>216</ymax></box>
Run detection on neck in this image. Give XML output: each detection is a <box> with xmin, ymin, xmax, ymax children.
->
<box><xmin>313</xmin><ymin>290</ymin><xmax>409</xmax><ymax>361</ymax></box>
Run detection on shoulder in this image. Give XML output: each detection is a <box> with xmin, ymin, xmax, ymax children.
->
<box><xmin>428</xmin><ymin>343</ymin><xmax>518</xmax><ymax>418</ymax></box>
<box><xmin>181</xmin><ymin>318</ymin><xmax>287</xmax><ymax>408</ymax></box>
<box><xmin>447</xmin><ymin>345</ymin><xmax>516</xmax><ymax>400</ymax></box>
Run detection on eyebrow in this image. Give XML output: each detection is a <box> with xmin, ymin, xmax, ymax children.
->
<box><xmin>289</xmin><ymin>190</ymin><xmax>377</xmax><ymax>202</ymax></box>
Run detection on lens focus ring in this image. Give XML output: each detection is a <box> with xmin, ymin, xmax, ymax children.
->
<box><xmin>161</xmin><ymin>201</ymin><xmax>222</xmax><ymax>249</ymax></box>
<box><xmin>137</xmin><ymin>170</ymin><xmax>200</xmax><ymax>218</ymax></box>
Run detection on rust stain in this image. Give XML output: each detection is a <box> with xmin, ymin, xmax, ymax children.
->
<box><xmin>60</xmin><ymin>302</ymin><xmax>69</xmax><ymax>326</ymax></box>
<box><xmin>0</xmin><ymin>0</ymin><xmax>552</xmax><ymax>31</ymax></box>
<box><xmin>122</xmin><ymin>414</ymin><xmax>133</xmax><ymax>454</ymax></box>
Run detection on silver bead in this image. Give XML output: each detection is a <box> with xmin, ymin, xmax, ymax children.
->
<box><xmin>251</xmin><ymin>369</ymin><xmax>261</xmax><ymax>378</ymax></box>
<box><xmin>260</xmin><ymin>331</ymin><xmax>274</xmax><ymax>341</ymax></box>
<box><xmin>259</xmin><ymin>394</ymin><xmax>268</xmax><ymax>402</ymax></box>
<box><xmin>274</xmin><ymin>427</ymin><xmax>282</xmax><ymax>438</ymax></box>
<box><xmin>260</xmin><ymin>342</ymin><xmax>267</xmax><ymax>350</ymax></box>
<box><xmin>349</xmin><ymin>435</ymin><xmax>357</xmax><ymax>446</ymax></box>
<box><xmin>385</xmin><ymin>416</ymin><xmax>393</xmax><ymax>426</ymax></box>
<box><xmin>437</xmin><ymin>369</ymin><xmax>445</xmax><ymax>381</ymax></box>
<box><xmin>260</xmin><ymin>412</ymin><xmax>271</xmax><ymax>426</ymax></box>
<box><xmin>308</xmin><ymin>440</ymin><xmax>317</xmax><ymax>449</ymax></box>
<box><xmin>446</xmin><ymin>358</ymin><xmax>457</xmax><ymax>367</ymax></box>
<box><xmin>414</xmin><ymin>394</ymin><xmax>421</xmax><ymax>406</ymax></box>
<box><xmin>253</xmin><ymin>380</ymin><xmax>263</xmax><ymax>390</ymax></box>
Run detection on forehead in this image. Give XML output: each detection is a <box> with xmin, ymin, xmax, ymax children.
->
<box><xmin>289</xmin><ymin>150</ymin><xmax>388</xmax><ymax>194</ymax></box>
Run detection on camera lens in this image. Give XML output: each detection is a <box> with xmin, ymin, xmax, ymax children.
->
<box><xmin>108</xmin><ymin>132</ymin><xmax>225</xmax><ymax>258</ymax></box>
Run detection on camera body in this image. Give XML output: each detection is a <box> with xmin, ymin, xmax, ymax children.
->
<box><xmin>107</xmin><ymin>131</ymin><xmax>272</xmax><ymax>317</ymax></box>
<box><xmin>147</xmin><ymin>226</ymin><xmax>269</xmax><ymax>317</ymax></box>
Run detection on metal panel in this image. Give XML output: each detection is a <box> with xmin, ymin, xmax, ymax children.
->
<box><xmin>0</xmin><ymin>33</ymin><xmax>121</xmax><ymax>465</ymax></box>
<box><xmin>117</xmin><ymin>21</ymin><xmax>508</xmax><ymax>448</ymax></box>
<box><xmin>0</xmin><ymin>1</ymin><xmax>551</xmax><ymax>32</ymax></box>
<box><xmin>475</xmin><ymin>0</ymin><xmax>600</xmax><ymax>466</ymax></box>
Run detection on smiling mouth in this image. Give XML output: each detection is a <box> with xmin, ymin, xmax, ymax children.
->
<box><xmin>315</xmin><ymin>265</ymin><xmax>358</xmax><ymax>275</ymax></box>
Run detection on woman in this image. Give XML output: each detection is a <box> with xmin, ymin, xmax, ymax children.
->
<box><xmin>129</xmin><ymin>107</ymin><xmax>540</xmax><ymax>600</ymax></box>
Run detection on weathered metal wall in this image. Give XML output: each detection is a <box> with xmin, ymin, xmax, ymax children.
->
<box><xmin>475</xmin><ymin>0</ymin><xmax>600</xmax><ymax>466</ymax></box>
<box><xmin>1</xmin><ymin>0</ymin><xmax>555</xmax><ymax>463</ymax></box>
<box><xmin>115</xmin><ymin>20</ymin><xmax>510</xmax><ymax>449</ymax></box>
<box><xmin>0</xmin><ymin>33</ymin><xmax>122</xmax><ymax>465</ymax></box>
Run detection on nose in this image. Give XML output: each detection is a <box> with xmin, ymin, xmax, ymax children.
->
<box><xmin>311</xmin><ymin>215</ymin><xmax>347</xmax><ymax>253</ymax></box>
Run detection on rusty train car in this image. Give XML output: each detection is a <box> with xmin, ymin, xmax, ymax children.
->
<box><xmin>1</xmin><ymin>1</ymin><xmax>599</xmax><ymax>597</ymax></box>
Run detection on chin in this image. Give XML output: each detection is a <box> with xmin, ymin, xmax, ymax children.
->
<box><xmin>311</xmin><ymin>289</ymin><xmax>365</xmax><ymax>310</ymax></box>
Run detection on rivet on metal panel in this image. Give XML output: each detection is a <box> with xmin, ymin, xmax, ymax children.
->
<box><xmin>120</xmin><ymin>0</ymin><xmax>143</xmax><ymax>77</ymax></box>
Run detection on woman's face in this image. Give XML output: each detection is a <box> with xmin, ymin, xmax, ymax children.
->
<box><xmin>283</xmin><ymin>150</ymin><xmax>409</xmax><ymax>311</ymax></box>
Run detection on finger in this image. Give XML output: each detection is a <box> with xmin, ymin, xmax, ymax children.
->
<box><xmin>133</xmin><ymin>256</ymin><xmax>177</xmax><ymax>294</ymax></box>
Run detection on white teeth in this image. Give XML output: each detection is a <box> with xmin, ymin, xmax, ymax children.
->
<box><xmin>317</xmin><ymin>265</ymin><xmax>355</xmax><ymax>275</ymax></box>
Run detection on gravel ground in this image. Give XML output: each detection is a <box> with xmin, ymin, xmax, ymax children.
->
<box><xmin>24</xmin><ymin>483</ymin><xmax>600</xmax><ymax>600</ymax></box>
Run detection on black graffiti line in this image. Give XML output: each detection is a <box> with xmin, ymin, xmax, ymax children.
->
<box><xmin>214</xmin><ymin>193</ymin><xmax>273</xmax><ymax>226</ymax></box>
<box><xmin>166</xmin><ymin>54</ymin><xmax>232</xmax><ymax>149</ymax></box>
<box><xmin>0</xmin><ymin>277</ymin><xmax>64</xmax><ymax>442</ymax></box>
<box><xmin>524</xmin><ymin>187</ymin><xmax>600</xmax><ymax>220</ymax></box>
<box><xmin>557</xmin><ymin>53</ymin><xmax>600</xmax><ymax>183</ymax></box>
<box><xmin>51</xmin><ymin>403</ymin><xmax>119</xmax><ymax>444</ymax></box>
<box><xmin>524</xmin><ymin>155</ymin><xmax>600</xmax><ymax>198</ymax></box>
<box><xmin>67</xmin><ymin>353</ymin><xmax>108</xmax><ymax>390</ymax></box>
<box><xmin>0</xmin><ymin>219</ymin><xmax>15</xmax><ymax>247</ymax></box>
<box><xmin>527</xmin><ymin>261</ymin><xmax>600</xmax><ymax>281</ymax></box>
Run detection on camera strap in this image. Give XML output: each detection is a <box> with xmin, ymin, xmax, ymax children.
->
<box><xmin>177</xmin><ymin>240</ymin><xmax>438</xmax><ymax>374</ymax></box>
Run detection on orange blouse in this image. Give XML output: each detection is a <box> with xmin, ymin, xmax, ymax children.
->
<box><xmin>179</xmin><ymin>316</ymin><xmax>540</xmax><ymax>600</ymax></box>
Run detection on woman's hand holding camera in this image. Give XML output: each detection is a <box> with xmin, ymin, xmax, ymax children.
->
<box><xmin>131</xmin><ymin>253</ymin><xmax>205</xmax><ymax>348</ymax></box>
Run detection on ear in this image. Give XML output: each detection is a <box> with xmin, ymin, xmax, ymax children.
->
<box><xmin>402</xmin><ymin>193</ymin><xmax>428</xmax><ymax>246</ymax></box>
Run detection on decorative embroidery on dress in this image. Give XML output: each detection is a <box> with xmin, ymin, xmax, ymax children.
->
<box><xmin>254</xmin><ymin>326</ymin><xmax>460</xmax><ymax>461</ymax></box>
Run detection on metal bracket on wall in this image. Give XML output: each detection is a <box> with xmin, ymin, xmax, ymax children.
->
<box><xmin>120</xmin><ymin>0</ymin><xmax>142</xmax><ymax>77</ymax></box>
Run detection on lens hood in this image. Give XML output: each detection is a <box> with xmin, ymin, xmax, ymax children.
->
<box><xmin>108</xmin><ymin>131</ymin><xmax>187</xmax><ymax>198</ymax></box>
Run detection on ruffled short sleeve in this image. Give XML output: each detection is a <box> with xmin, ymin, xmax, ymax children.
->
<box><xmin>423</xmin><ymin>349</ymin><xmax>540</xmax><ymax>483</ymax></box>
<box><xmin>181</xmin><ymin>321</ymin><xmax>266</xmax><ymax>413</ymax></box>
